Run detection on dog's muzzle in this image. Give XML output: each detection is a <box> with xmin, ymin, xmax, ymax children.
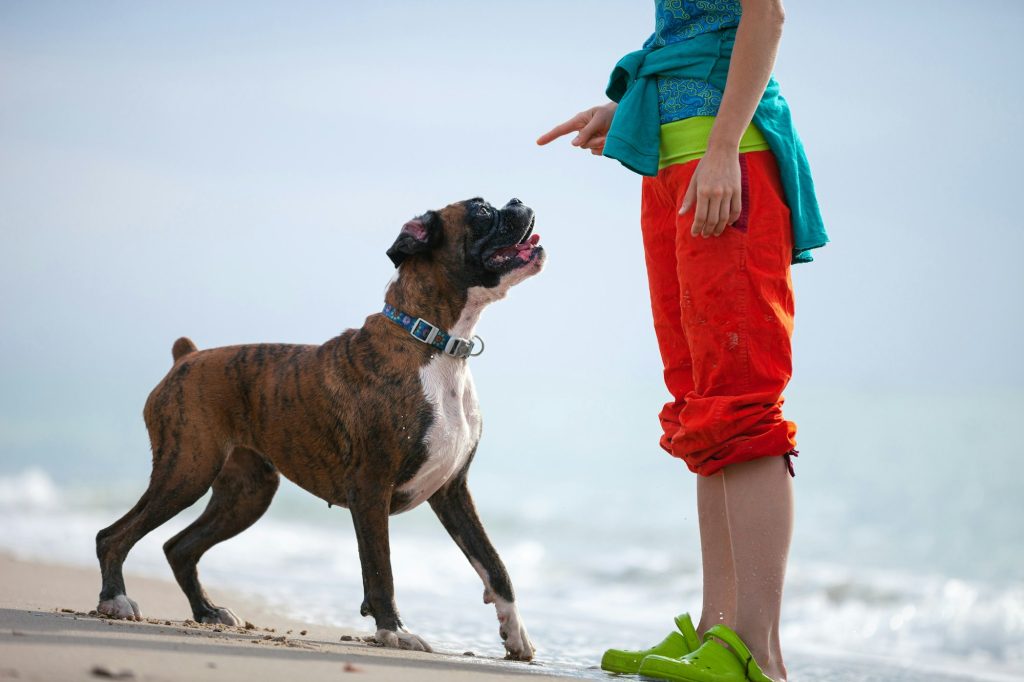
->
<box><xmin>482</xmin><ymin>199</ymin><xmax>542</xmax><ymax>273</ymax></box>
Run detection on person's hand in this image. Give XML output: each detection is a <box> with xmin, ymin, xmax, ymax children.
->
<box><xmin>536</xmin><ymin>102</ymin><xmax>617</xmax><ymax>155</ymax></box>
<box><xmin>679</xmin><ymin>148</ymin><xmax>742</xmax><ymax>238</ymax></box>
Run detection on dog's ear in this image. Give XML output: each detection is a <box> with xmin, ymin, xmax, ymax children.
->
<box><xmin>386</xmin><ymin>211</ymin><xmax>442</xmax><ymax>268</ymax></box>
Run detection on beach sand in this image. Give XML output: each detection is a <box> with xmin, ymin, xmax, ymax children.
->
<box><xmin>0</xmin><ymin>553</ymin><xmax>564</xmax><ymax>682</ymax></box>
<box><xmin>0</xmin><ymin>553</ymin><xmax>1010</xmax><ymax>682</ymax></box>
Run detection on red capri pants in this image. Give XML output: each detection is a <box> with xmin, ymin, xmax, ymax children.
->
<box><xmin>641</xmin><ymin>150</ymin><xmax>797</xmax><ymax>477</ymax></box>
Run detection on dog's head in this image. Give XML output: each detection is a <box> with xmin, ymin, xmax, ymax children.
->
<box><xmin>386</xmin><ymin>197</ymin><xmax>545</xmax><ymax>294</ymax></box>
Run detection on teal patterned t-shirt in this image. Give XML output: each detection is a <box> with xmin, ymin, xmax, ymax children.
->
<box><xmin>643</xmin><ymin>0</ymin><xmax>742</xmax><ymax>124</ymax></box>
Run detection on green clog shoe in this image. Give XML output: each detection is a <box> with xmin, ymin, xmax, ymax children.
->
<box><xmin>637</xmin><ymin>625</ymin><xmax>776</xmax><ymax>682</ymax></box>
<box><xmin>601</xmin><ymin>613</ymin><xmax>700</xmax><ymax>674</ymax></box>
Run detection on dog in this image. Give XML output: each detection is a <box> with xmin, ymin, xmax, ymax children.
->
<box><xmin>94</xmin><ymin>197</ymin><xmax>544</xmax><ymax>659</ymax></box>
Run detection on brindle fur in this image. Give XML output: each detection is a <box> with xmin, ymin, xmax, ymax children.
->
<box><xmin>95</xmin><ymin>200</ymin><xmax>540</xmax><ymax>658</ymax></box>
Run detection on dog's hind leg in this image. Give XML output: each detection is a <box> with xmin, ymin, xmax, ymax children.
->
<box><xmin>95</xmin><ymin>439</ymin><xmax>227</xmax><ymax>620</ymax></box>
<box><xmin>163</xmin><ymin>447</ymin><xmax>279</xmax><ymax>625</ymax></box>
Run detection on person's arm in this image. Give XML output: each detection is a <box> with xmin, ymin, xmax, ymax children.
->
<box><xmin>683</xmin><ymin>0</ymin><xmax>785</xmax><ymax>237</ymax></box>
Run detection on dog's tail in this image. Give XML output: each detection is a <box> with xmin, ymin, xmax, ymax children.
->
<box><xmin>171</xmin><ymin>337</ymin><xmax>198</xmax><ymax>362</ymax></box>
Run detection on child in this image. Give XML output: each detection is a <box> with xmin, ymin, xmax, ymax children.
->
<box><xmin>537</xmin><ymin>2</ymin><xmax>827</xmax><ymax>681</ymax></box>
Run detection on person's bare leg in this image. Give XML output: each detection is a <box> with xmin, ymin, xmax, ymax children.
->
<box><xmin>722</xmin><ymin>456</ymin><xmax>792</xmax><ymax>682</ymax></box>
<box><xmin>696</xmin><ymin>471</ymin><xmax>736</xmax><ymax>635</ymax></box>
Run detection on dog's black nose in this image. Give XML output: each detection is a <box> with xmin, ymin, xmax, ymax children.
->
<box><xmin>508</xmin><ymin>198</ymin><xmax>523</xmax><ymax>206</ymax></box>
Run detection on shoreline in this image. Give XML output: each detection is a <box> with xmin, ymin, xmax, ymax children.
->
<box><xmin>0</xmin><ymin>553</ymin><xmax>568</xmax><ymax>681</ymax></box>
<box><xmin>1</xmin><ymin>552</ymin><xmax>1018</xmax><ymax>682</ymax></box>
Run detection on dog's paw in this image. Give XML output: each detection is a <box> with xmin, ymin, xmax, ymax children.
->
<box><xmin>502</xmin><ymin>624</ymin><xmax>535</xmax><ymax>661</ymax></box>
<box><xmin>97</xmin><ymin>595</ymin><xmax>141</xmax><ymax>621</ymax></box>
<box><xmin>200</xmin><ymin>607</ymin><xmax>240</xmax><ymax>626</ymax></box>
<box><xmin>374</xmin><ymin>628</ymin><xmax>432</xmax><ymax>653</ymax></box>
<box><xmin>498</xmin><ymin>604</ymin><xmax>535</xmax><ymax>661</ymax></box>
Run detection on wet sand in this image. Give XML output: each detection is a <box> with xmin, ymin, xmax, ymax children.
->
<box><xmin>0</xmin><ymin>553</ymin><xmax>563</xmax><ymax>682</ymax></box>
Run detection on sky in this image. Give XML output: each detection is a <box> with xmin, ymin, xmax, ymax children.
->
<box><xmin>1</xmin><ymin>0</ymin><xmax>1023</xmax><ymax>481</ymax></box>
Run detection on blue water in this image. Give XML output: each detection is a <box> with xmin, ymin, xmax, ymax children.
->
<box><xmin>1</xmin><ymin>387</ymin><xmax>1022</xmax><ymax>681</ymax></box>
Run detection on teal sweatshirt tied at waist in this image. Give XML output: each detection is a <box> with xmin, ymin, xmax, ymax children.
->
<box><xmin>603</xmin><ymin>29</ymin><xmax>828</xmax><ymax>263</ymax></box>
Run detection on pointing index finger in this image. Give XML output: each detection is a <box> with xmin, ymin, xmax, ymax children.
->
<box><xmin>536</xmin><ymin>114</ymin><xmax>585</xmax><ymax>145</ymax></box>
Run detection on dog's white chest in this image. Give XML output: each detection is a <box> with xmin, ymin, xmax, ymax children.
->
<box><xmin>398</xmin><ymin>357</ymin><xmax>482</xmax><ymax>509</ymax></box>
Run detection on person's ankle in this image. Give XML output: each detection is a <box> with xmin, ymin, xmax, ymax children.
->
<box><xmin>752</xmin><ymin>647</ymin><xmax>786</xmax><ymax>682</ymax></box>
<box><xmin>762</xmin><ymin>660</ymin><xmax>787</xmax><ymax>682</ymax></box>
<box><xmin>730</xmin><ymin>629</ymin><xmax>781</xmax><ymax>680</ymax></box>
<box><xmin>696</xmin><ymin>610</ymin><xmax>732</xmax><ymax>636</ymax></box>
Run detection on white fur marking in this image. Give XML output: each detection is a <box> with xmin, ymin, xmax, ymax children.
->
<box><xmin>470</xmin><ymin>559</ymin><xmax>534</xmax><ymax>660</ymax></box>
<box><xmin>396</xmin><ymin>252</ymin><xmax>545</xmax><ymax>509</ymax></box>
<box><xmin>398</xmin><ymin>287</ymin><xmax>497</xmax><ymax>509</ymax></box>
<box><xmin>383</xmin><ymin>269</ymin><xmax>400</xmax><ymax>297</ymax></box>
<box><xmin>375</xmin><ymin>628</ymin><xmax>432</xmax><ymax>652</ymax></box>
<box><xmin>97</xmin><ymin>595</ymin><xmax>140</xmax><ymax>621</ymax></box>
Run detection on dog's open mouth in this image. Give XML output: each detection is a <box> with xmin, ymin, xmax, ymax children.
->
<box><xmin>484</xmin><ymin>221</ymin><xmax>542</xmax><ymax>272</ymax></box>
<box><xmin>486</xmin><ymin>233</ymin><xmax>541</xmax><ymax>268</ymax></box>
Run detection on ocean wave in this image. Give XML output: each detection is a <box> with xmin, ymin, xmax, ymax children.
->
<box><xmin>784</xmin><ymin>563</ymin><xmax>1024</xmax><ymax>670</ymax></box>
<box><xmin>0</xmin><ymin>468</ymin><xmax>60</xmax><ymax>511</ymax></box>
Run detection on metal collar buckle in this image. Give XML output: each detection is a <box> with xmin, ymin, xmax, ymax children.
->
<box><xmin>443</xmin><ymin>337</ymin><xmax>473</xmax><ymax>359</ymax></box>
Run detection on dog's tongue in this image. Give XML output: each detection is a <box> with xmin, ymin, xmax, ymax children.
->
<box><xmin>514</xmin><ymin>234</ymin><xmax>540</xmax><ymax>251</ymax></box>
<box><xmin>515</xmin><ymin>234</ymin><xmax>540</xmax><ymax>261</ymax></box>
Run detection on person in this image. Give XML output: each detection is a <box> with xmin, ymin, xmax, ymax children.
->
<box><xmin>537</xmin><ymin>2</ymin><xmax>827</xmax><ymax>681</ymax></box>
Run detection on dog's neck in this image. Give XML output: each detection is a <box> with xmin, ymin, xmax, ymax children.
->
<box><xmin>382</xmin><ymin>259</ymin><xmax>515</xmax><ymax>344</ymax></box>
<box><xmin>449</xmin><ymin>284</ymin><xmax>507</xmax><ymax>339</ymax></box>
<box><xmin>384</xmin><ymin>260</ymin><xmax>465</xmax><ymax>331</ymax></box>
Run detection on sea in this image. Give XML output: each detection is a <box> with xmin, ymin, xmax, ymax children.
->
<box><xmin>1</xmin><ymin>387</ymin><xmax>1022</xmax><ymax>682</ymax></box>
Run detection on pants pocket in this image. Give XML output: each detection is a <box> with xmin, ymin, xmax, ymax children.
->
<box><xmin>730</xmin><ymin>153</ymin><xmax>751</xmax><ymax>232</ymax></box>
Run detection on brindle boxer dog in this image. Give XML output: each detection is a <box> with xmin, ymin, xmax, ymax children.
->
<box><xmin>94</xmin><ymin>197</ymin><xmax>543</xmax><ymax>660</ymax></box>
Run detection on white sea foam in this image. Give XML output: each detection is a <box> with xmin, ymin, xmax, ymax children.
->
<box><xmin>0</xmin><ymin>468</ymin><xmax>60</xmax><ymax>511</ymax></box>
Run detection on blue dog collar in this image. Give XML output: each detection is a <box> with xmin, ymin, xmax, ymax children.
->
<box><xmin>382</xmin><ymin>303</ymin><xmax>484</xmax><ymax>359</ymax></box>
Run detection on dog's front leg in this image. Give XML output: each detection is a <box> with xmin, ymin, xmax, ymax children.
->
<box><xmin>429</xmin><ymin>475</ymin><xmax>535</xmax><ymax>661</ymax></box>
<box><xmin>348</xmin><ymin>485</ymin><xmax>431</xmax><ymax>653</ymax></box>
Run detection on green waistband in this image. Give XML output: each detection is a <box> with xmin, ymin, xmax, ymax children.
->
<box><xmin>659</xmin><ymin>117</ymin><xmax>770</xmax><ymax>169</ymax></box>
